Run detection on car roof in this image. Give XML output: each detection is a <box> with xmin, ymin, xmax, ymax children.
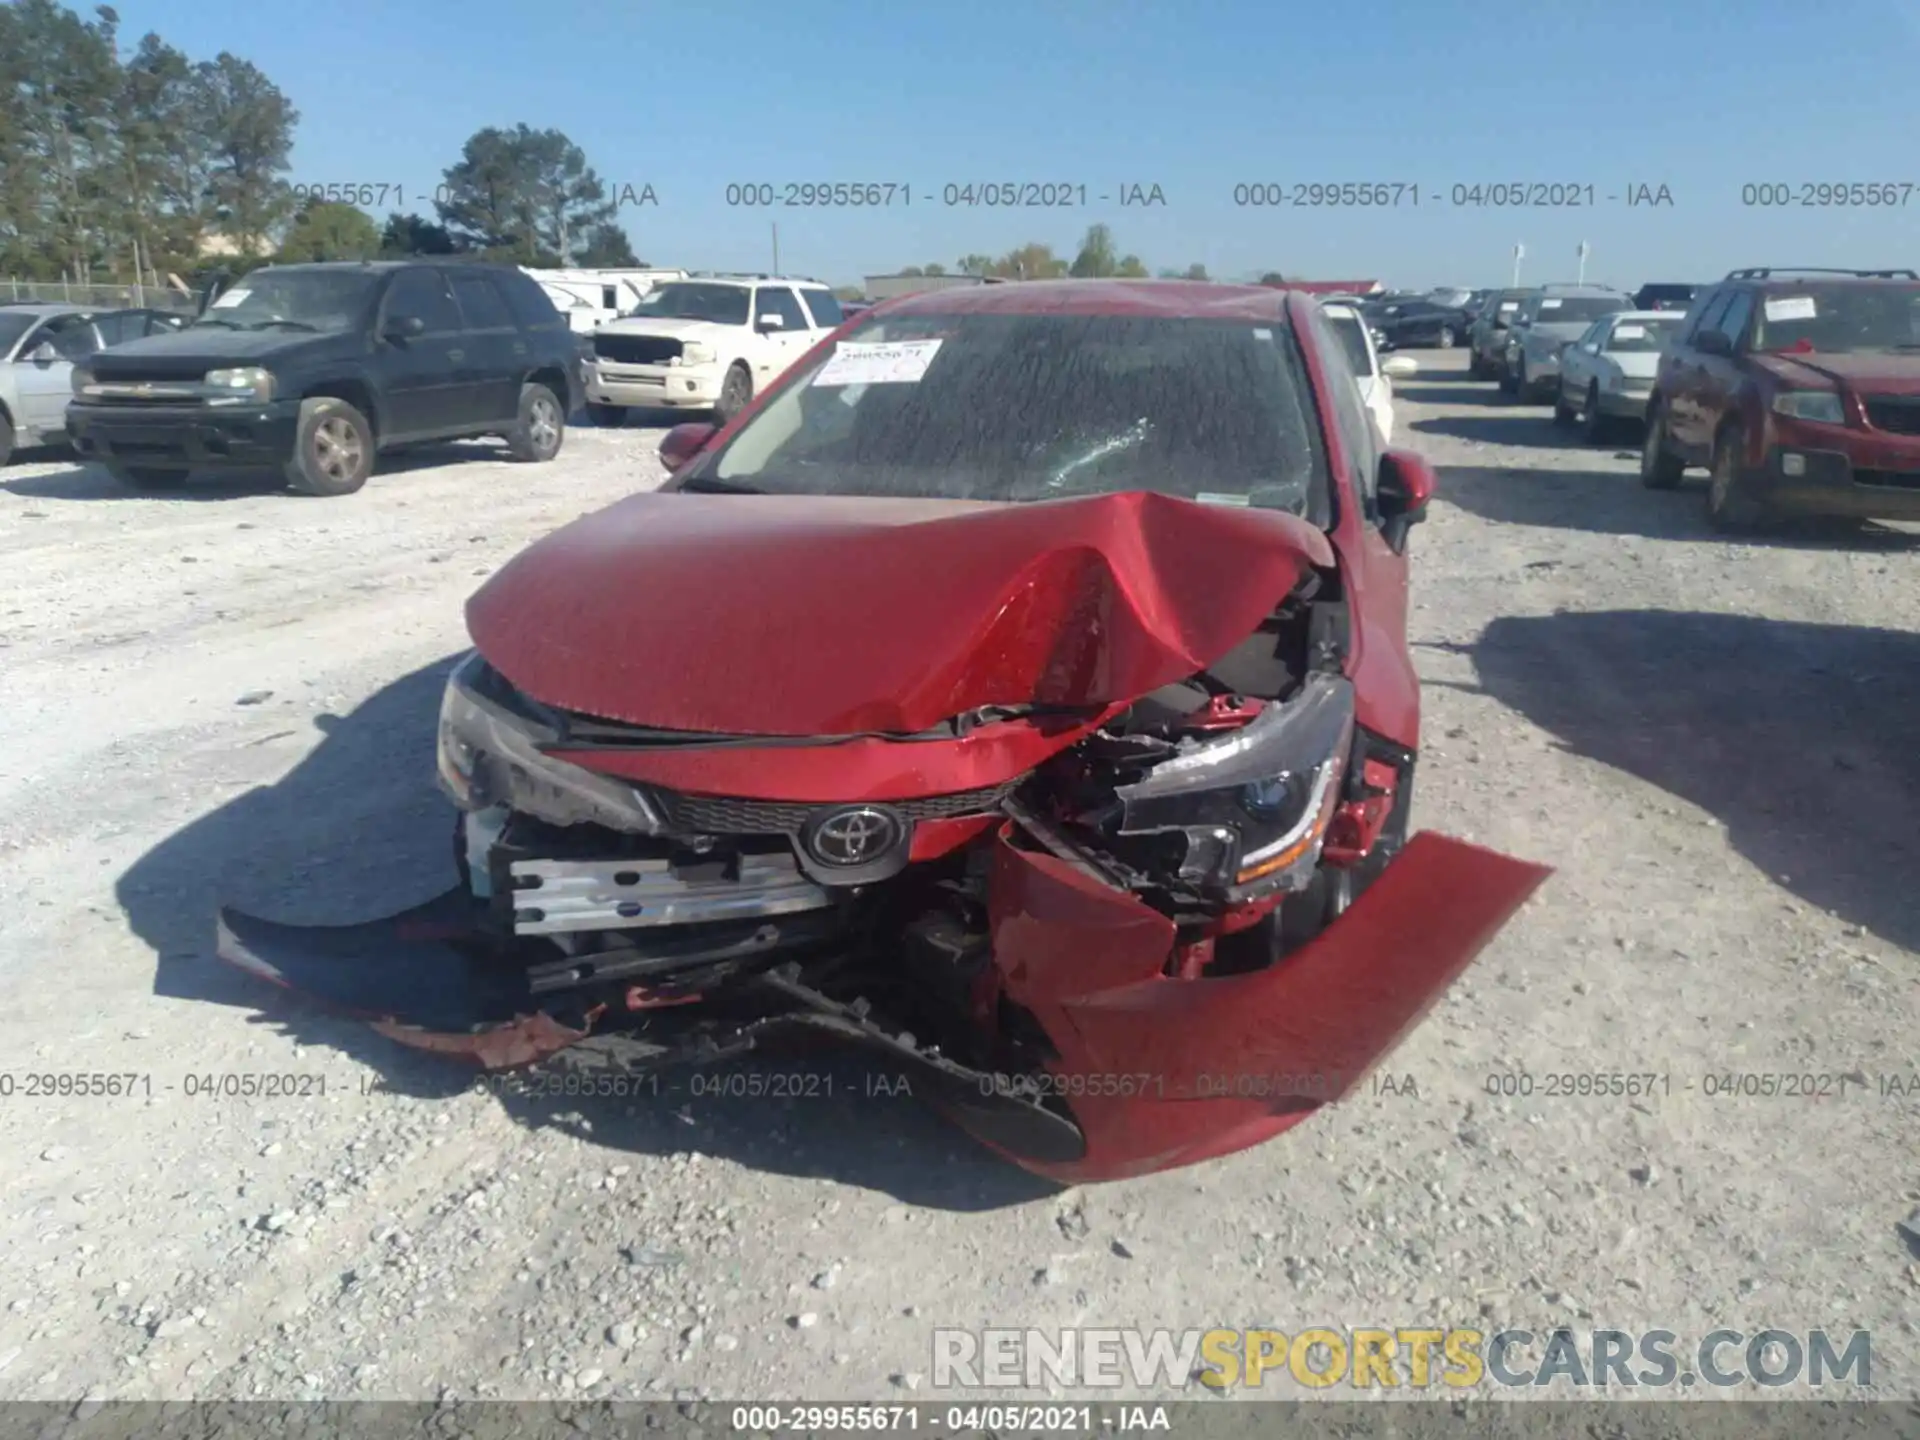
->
<box><xmin>1</xmin><ymin>302</ymin><xmax>97</xmax><ymax>317</ymax></box>
<box><xmin>877</xmin><ymin>278</ymin><xmax>1292</xmax><ymax>320</ymax></box>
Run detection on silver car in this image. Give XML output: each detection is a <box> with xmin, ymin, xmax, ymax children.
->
<box><xmin>1552</xmin><ymin>310</ymin><xmax>1686</xmax><ymax>441</ymax></box>
<box><xmin>1500</xmin><ymin>287</ymin><xmax>1633</xmax><ymax>402</ymax></box>
<box><xmin>0</xmin><ymin>304</ymin><xmax>187</xmax><ymax>465</ymax></box>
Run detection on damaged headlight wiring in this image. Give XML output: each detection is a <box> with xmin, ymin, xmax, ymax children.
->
<box><xmin>1109</xmin><ymin>672</ymin><xmax>1355</xmax><ymax>899</ymax></box>
<box><xmin>436</xmin><ymin>651</ymin><xmax>666</xmax><ymax>834</ymax></box>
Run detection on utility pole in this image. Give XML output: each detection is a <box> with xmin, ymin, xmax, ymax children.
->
<box><xmin>1577</xmin><ymin>240</ymin><xmax>1589</xmax><ymax>285</ymax></box>
<box><xmin>1512</xmin><ymin>243</ymin><xmax>1524</xmax><ymax>287</ymax></box>
<box><xmin>771</xmin><ymin>223</ymin><xmax>779</xmax><ymax>275</ymax></box>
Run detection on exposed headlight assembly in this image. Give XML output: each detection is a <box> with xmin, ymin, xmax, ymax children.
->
<box><xmin>677</xmin><ymin>341</ymin><xmax>718</xmax><ymax>366</ymax></box>
<box><xmin>1771</xmin><ymin>390</ymin><xmax>1845</xmax><ymax>424</ymax></box>
<box><xmin>203</xmin><ymin>366</ymin><xmax>276</xmax><ymax>405</ymax></box>
<box><xmin>1111</xmin><ymin>673</ymin><xmax>1356</xmax><ymax>900</ymax></box>
<box><xmin>436</xmin><ymin>651</ymin><xmax>665</xmax><ymax>834</ymax></box>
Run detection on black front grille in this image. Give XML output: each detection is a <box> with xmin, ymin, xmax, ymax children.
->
<box><xmin>594</xmin><ymin>333</ymin><xmax>682</xmax><ymax>365</ymax></box>
<box><xmin>656</xmin><ymin>782</ymin><xmax>1020</xmax><ymax>836</ymax></box>
<box><xmin>1862</xmin><ymin>395</ymin><xmax>1920</xmax><ymax>436</ymax></box>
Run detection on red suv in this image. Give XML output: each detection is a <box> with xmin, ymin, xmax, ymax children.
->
<box><xmin>1641</xmin><ymin>267</ymin><xmax>1920</xmax><ymax>530</ymax></box>
<box><xmin>218</xmin><ymin>280</ymin><xmax>1550</xmax><ymax>1183</ymax></box>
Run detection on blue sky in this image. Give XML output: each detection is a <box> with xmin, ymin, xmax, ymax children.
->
<box><xmin>121</xmin><ymin>0</ymin><xmax>1920</xmax><ymax>289</ymax></box>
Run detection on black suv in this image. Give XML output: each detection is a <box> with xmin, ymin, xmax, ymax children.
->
<box><xmin>67</xmin><ymin>261</ymin><xmax>584</xmax><ymax>496</ymax></box>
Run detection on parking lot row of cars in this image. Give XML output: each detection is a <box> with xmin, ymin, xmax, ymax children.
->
<box><xmin>1435</xmin><ymin>267</ymin><xmax>1920</xmax><ymax>532</ymax></box>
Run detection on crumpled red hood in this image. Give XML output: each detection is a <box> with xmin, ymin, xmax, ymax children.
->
<box><xmin>467</xmin><ymin>490</ymin><xmax>1334</xmax><ymax>737</ymax></box>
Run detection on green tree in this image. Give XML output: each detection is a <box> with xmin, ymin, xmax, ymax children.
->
<box><xmin>1114</xmin><ymin>254</ymin><xmax>1148</xmax><ymax>277</ymax></box>
<box><xmin>992</xmin><ymin>242</ymin><xmax>1067</xmax><ymax>279</ymax></box>
<box><xmin>956</xmin><ymin>253</ymin><xmax>994</xmax><ymax>276</ymax></box>
<box><xmin>578</xmin><ymin>221</ymin><xmax>638</xmax><ymax>267</ymax></box>
<box><xmin>1183</xmin><ymin>262</ymin><xmax>1209</xmax><ymax>281</ymax></box>
<box><xmin>1257</xmin><ymin>271</ymin><xmax>1288</xmax><ymax>285</ymax></box>
<box><xmin>193</xmin><ymin>52</ymin><xmax>298</xmax><ymax>255</ymax></box>
<box><xmin>277</xmin><ymin>199</ymin><xmax>380</xmax><ymax>261</ymax></box>
<box><xmin>113</xmin><ymin>32</ymin><xmax>212</xmax><ymax>276</ymax></box>
<box><xmin>380</xmin><ymin>211</ymin><xmax>457</xmax><ymax>256</ymax></box>
<box><xmin>1069</xmin><ymin>223</ymin><xmax>1117</xmax><ymax>277</ymax></box>
<box><xmin>434</xmin><ymin>124</ymin><xmax>618</xmax><ymax>265</ymax></box>
<box><xmin>897</xmin><ymin>265</ymin><xmax>924</xmax><ymax>277</ymax></box>
<box><xmin>923</xmin><ymin>261</ymin><xmax>946</xmax><ymax>276</ymax></box>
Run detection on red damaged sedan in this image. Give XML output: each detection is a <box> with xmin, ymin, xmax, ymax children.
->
<box><xmin>218</xmin><ymin>279</ymin><xmax>1551</xmax><ymax>1183</ymax></box>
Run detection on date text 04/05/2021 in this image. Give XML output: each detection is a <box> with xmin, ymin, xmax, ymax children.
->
<box><xmin>1229</xmin><ymin>182</ymin><xmax>1674</xmax><ymax>208</ymax></box>
<box><xmin>727</xmin><ymin>1404</ymin><xmax>1171</xmax><ymax>1433</ymax></box>
<box><xmin>720</xmin><ymin>183</ymin><xmax>1166</xmax><ymax>208</ymax></box>
<box><xmin>289</xmin><ymin>182</ymin><xmax>657</xmax><ymax>210</ymax></box>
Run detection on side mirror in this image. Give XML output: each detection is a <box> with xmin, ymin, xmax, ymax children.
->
<box><xmin>1381</xmin><ymin>355</ymin><xmax>1418</xmax><ymax>378</ymax></box>
<box><xmin>756</xmin><ymin>312</ymin><xmax>786</xmax><ymax>333</ymax></box>
<box><xmin>383</xmin><ymin>314</ymin><xmax>426</xmax><ymax>342</ymax></box>
<box><xmin>659</xmin><ymin>421</ymin><xmax>718</xmax><ymax>474</ymax></box>
<box><xmin>1695</xmin><ymin>330</ymin><xmax>1732</xmax><ymax>357</ymax></box>
<box><xmin>1376</xmin><ymin>449</ymin><xmax>1436</xmax><ymax>552</ymax></box>
<box><xmin>27</xmin><ymin>341</ymin><xmax>60</xmax><ymax>364</ymax></box>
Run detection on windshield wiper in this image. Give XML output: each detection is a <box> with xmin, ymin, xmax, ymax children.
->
<box><xmin>677</xmin><ymin>476</ymin><xmax>763</xmax><ymax>494</ymax></box>
<box><xmin>250</xmin><ymin>320</ymin><xmax>318</xmax><ymax>332</ymax></box>
<box><xmin>193</xmin><ymin>318</ymin><xmax>243</xmax><ymax>329</ymax></box>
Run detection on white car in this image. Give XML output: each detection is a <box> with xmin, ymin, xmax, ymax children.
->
<box><xmin>1552</xmin><ymin>308</ymin><xmax>1686</xmax><ymax>441</ymax></box>
<box><xmin>1322</xmin><ymin>301</ymin><xmax>1417</xmax><ymax>443</ymax></box>
<box><xmin>583</xmin><ymin>274</ymin><xmax>844</xmax><ymax>423</ymax></box>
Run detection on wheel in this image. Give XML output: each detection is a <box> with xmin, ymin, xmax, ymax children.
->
<box><xmin>1512</xmin><ymin>359</ymin><xmax>1532</xmax><ymax>400</ymax></box>
<box><xmin>1552</xmin><ymin>386</ymin><xmax>1576</xmax><ymax>426</ymax></box>
<box><xmin>1435</xmin><ymin>325</ymin><xmax>1456</xmax><ymax>349</ymax></box>
<box><xmin>1580</xmin><ymin>383</ymin><xmax>1610</xmax><ymax>443</ymax></box>
<box><xmin>285</xmin><ymin>397</ymin><xmax>373</xmax><ymax>496</ymax></box>
<box><xmin>0</xmin><ymin>416</ymin><xmax>13</xmax><ymax>468</ymax></box>
<box><xmin>108</xmin><ymin>465</ymin><xmax>189</xmax><ymax>491</ymax></box>
<box><xmin>1706</xmin><ymin>430</ymin><xmax>1766</xmax><ymax>532</ymax></box>
<box><xmin>1639</xmin><ymin>402</ymin><xmax>1685</xmax><ymax>489</ymax></box>
<box><xmin>586</xmin><ymin>402</ymin><xmax>625</xmax><ymax>427</ymax></box>
<box><xmin>1497</xmin><ymin>363</ymin><xmax>1519</xmax><ymax>396</ymax></box>
<box><xmin>715</xmin><ymin>363</ymin><xmax>753</xmax><ymax>424</ymax></box>
<box><xmin>507</xmin><ymin>383</ymin><xmax>565</xmax><ymax>463</ymax></box>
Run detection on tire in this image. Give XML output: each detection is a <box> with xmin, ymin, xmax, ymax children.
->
<box><xmin>1512</xmin><ymin>359</ymin><xmax>1532</xmax><ymax>401</ymax></box>
<box><xmin>1640</xmin><ymin>402</ymin><xmax>1685</xmax><ymax>489</ymax></box>
<box><xmin>507</xmin><ymin>383</ymin><xmax>565</xmax><ymax>463</ymax></box>
<box><xmin>1467</xmin><ymin>351</ymin><xmax>1486</xmax><ymax>379</ymax></box>
<box><xmin>1552</xmin><ymin>386</ymin><xmax>1576</xmax><ymax>426</ymax></box>
<box><xmin>1706</xmin><ymin>430</ymin><xmax>1766</xmax><ymax>532</ymax></box>
<box><xmin>0</xmin><ymin>415</ymin><xmax>13</xmax><ymax>468</ymax></box>
<box><xmin>715</xmin><ymin>363</ymin><xmax>753</xmax><ymax>424</ymax></box>
<box><xmin>285</xmin><ymin>397</ymin><xmax>373</xmax><ymax>497</ymax></box>
<box><xmin>108</xmin><ymin>465</ymin><xmax>190</xmax><ymax>491</ymax></box>
<box><xmin>586</xmin><ymin>402</ymin><xmax>625</xmax><ymax>427</ymax></box>
<box><xmin>1580</xmin><ymin>383</ymin><xmax>1610</xmax><ymax>444</ymax></box>
<box><xmin>1497</xmin><ymin>363</ymin><xmax>1519</xmax><ymax>396</ymax></box>
<box><xmin>1436</xmin><ymin>326</ymin><xmax>1456</xmax><ymax>349</ymax></box>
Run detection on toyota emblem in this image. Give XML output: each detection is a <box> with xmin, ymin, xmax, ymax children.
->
<box><xmin>806</xmin><ymin>806</ymin><xmax>904</xmax><ymax>867</ymax></box>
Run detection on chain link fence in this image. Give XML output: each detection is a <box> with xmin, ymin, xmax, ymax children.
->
<box><xmin>3</xmin><ymin>277</ymin><xmax>197</xmax><ymax>311</ymax></box>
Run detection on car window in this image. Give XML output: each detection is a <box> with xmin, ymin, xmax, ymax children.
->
<box><xmin>38</xmin><ymin>313</ymin><xmax>103</xmax><ymax>360</ymax></box>
<box><xmin>1605</xmin><ymin>316</ymin><xmax>1684</xmax><ymax>353</ymax></box>
<box><xmin>1683</xmin><ymin>289</ymin><xmax>1732</xmax><ymax>345</ymax></box>
<box><xmin>384</xmin><ymin>269</ymin><xmax>463</xmax><ymax>334</ymax></box>
<box><xmin>1746</xmin><ymin>282</ymin><xmax>1920</xmax><ymax>353</ymax></box>
<box><xmin>449</xmin><ymin>272</ymin><xmax>515</xmax><ymax>330</ymax></box>
<box><xmin>1713</xmin><ymin>293</ymin><xmax>1755</xmax><ymax>348</ymax></box>
<box><xmin>91</xmin><ymin>312</ymin><xmax>137</xmax><ymax>347</ymax></box>
<box><xmin>1303</xmin><ymin>304</ymin><xmax>1377</xmax><ymax>518</ymax></box>
<box><xmin>703</xmin><ymin>309</ymin><xmax>1334</xmax><ymax>526</ymax></box>
<box><xmin>630</xmin><ymin>282</ymin><xmax>751</xmax><ymax>325</ymax></box>
<box><xmin>1323</xmin><ymin>309</ymin><xmax>1374</xmax><ymax>377</ymax></box>
<box><xmin>497</xmin><ymin>270</ymin><xmax>566</xmax><ymax>331</ymax></box>
<box><xmin>754</xmin><ymin>286</ymin><xmax>810</xmax><ymax>331</ymax></box>
<box><xmin>800</xmin><ymin>289</ymin><xmax>844</xmax><ymax>328</ymax></box>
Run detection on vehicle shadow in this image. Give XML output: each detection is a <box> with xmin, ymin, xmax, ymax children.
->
<box><xmin>1435</xmin><ymin>460</ymin><xmax>1920</xmax><ymax>551</ymax></box>
<box><xmin>1410</xmin><ymin>412</ymin><xmax>1614</xmax><ymax>450</ymax></box>
<box><xmin>2</xmin><ymin>442</ymin><xmax>547</xmax><ymax>500</ymax></box>
<box><xmin>1392</xmin><ymin>383</ymin><xmax>1510</xmax><ymax>407</ymax></box>
<box><xmin>1469</xmin><ymin>610</ymin><xmax>1920</xmax><ymax>953</ymax></box>
<box><xmin>116</xmin><ymin>655</ymin><xmax>1053</xmax><ymax>1211</ymax></box>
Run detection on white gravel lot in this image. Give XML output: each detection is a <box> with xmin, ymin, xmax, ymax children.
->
<box><xmin>0</xmin><ymin>363</ymin><xmax>1915</xmax><ymax>1407</ymax></box>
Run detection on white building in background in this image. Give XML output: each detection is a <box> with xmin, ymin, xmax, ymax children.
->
<box><xmin>524</xmin><ymin>268</ymin><xmax>689</xmax><ymax>332</ymax></box>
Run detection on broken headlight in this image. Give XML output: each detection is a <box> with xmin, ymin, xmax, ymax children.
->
<box><xmin>1111</xmin><ymin>673</ymin><xmax>1355</xmax><ymax>899</ymax></box>
<box><xmin>436</xmin><ymin>651</ymin><xmax>666</xmax><ymax>834</ymax></box>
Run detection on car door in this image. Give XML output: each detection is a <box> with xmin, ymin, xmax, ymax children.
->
<box><xmin>750</xmin><ymin>286</ymin><xmax>813</xmax><ymax>382</ymax></box>
<box><xmin>1560</xmin><ymin>320</ymin><xmax>1602</xmax><ymax>397</ymax></box>
<box><xmin>374</xmin><ymin>268</ymin><xmax>469</xmax><ymax>438</ymax></box>
<box><xmin>1692</xmin><ymin>290</ymin><xmax>1753</xmax><ymax>449</ymax></box>
<box><xmin>1661</xmin><ymin>288</ymin><xmax>1730</xmax><ymax>455</ymax></box>
<box><xmin>446</xmin><ymin>270</ymin><xmax>523</xmax><ymax>426</ymax></box>
<box><xmin>13</xmin><ymin>313</ymin><xmax>103</xmax><ymax>434</ymax></box>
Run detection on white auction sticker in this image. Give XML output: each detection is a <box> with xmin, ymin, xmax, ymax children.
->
<box><xmin>1196</xmin><ymin>492</ymin><xmax>1251</xmax><ymax>508</ymax></box>
<box><xmin>211</xmin><ymin>288</ymin><xmax>251</xmax><ymax>308</ymax></box>
<box><xmin>1612</xmin><ymin>324</ymin><xmax>1647</xmax><ymax>341</ymax></box>
<box><xmin>812</xmin><ymin>339</ymin><xmax>943</xmax><ymax>387</ymax></box>
<box><xmin>1765</xmin><ymin>295</ymin><xmax>1817</xmax><ymax>322</ymax></box>
<box><xmin>1540</xmin><ymin>298</ymin><xmax>1563</xmax><ymax>310</ymax></box>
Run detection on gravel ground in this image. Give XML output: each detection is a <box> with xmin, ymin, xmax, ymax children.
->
<box><xmin>0</xmin><ymin>364</ymin><xmax>1915</xmax><ymax>1406</ymax></box>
